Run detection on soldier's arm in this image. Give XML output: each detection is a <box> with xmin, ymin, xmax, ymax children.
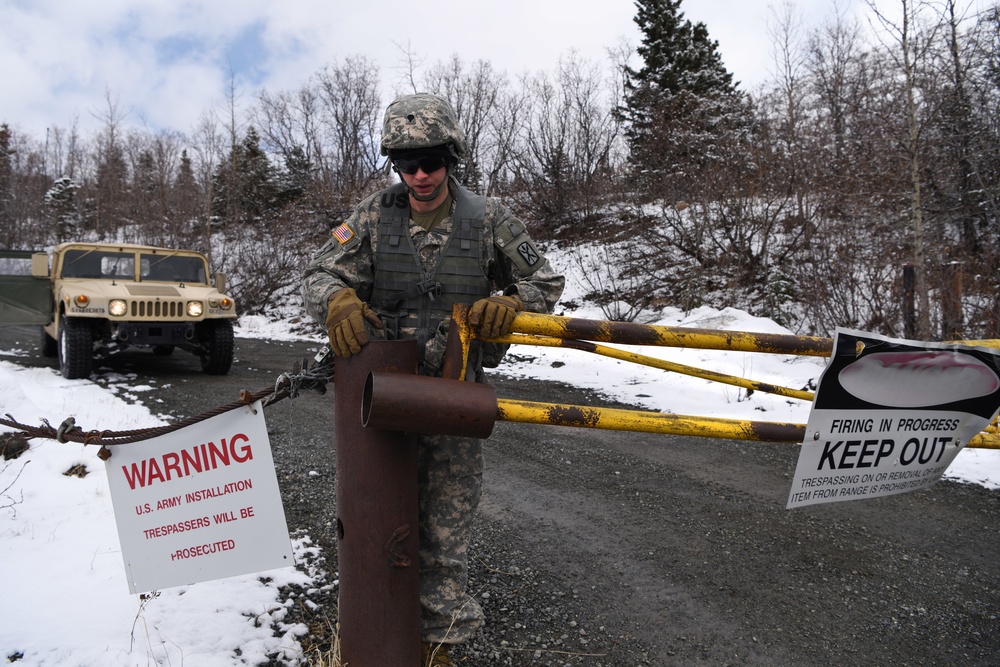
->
<box><xmin>487</xmin><ymin>200</ymin><xmax>565</xmax><ymax>315</ymax></box>
<box><xmin>302</xmin><ymin>205</ymin><xmax>377</xmax><ymax>325</ymax></box>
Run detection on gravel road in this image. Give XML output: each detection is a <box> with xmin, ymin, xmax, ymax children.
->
<box><xmin>3</xmin><ymin>326</ymin><xmax>999</xmax><ymax>666</ymax></box>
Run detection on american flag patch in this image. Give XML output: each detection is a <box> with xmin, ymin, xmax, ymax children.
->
<box><xmin>333</xmin><ymin>223</ymin><xmax>354</xmax><ymax>244</ymax></box>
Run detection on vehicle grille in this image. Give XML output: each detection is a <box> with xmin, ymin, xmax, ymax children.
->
<box><xmin>130</xmin><ymin>299</ymin><xmax>186</xmax><ymax>319</ymax></box>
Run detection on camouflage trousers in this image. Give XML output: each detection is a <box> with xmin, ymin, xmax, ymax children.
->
<box><xmin>417</xmin><ymin>432</ymin><xmax>484</xmax><ymax>643</ymax></box>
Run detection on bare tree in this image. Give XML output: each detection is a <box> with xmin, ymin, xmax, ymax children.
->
<box><xmin>313</xmin><ymin>56</ymin><xmax>386</xmax><ymax>218</ymax></box>
<box><xmin>766</xmin><ymin>1</ymin><xmax>811</xmax><ymax>218</ymax></box>
<box><xmin>807</xmin><ymin>4</ymin><xmax>850</xmax><ymax>164</ymax></box>
<box><xmin>43</xmin><ymin>120</ymin><xmax>84</xmax><ymax>182</ymax></box>
<box><xmin>866</xmin><ymin>0</ymin><xmax>942</xmax><ymax>339</ymax></box>
<box><xmin>254</xmin><ymin>87</ymin><xmax>317</xmax><ymax>166</ymax></box>
<box><xmin>513</xmin><ymin>53</ymin><xmax>620</xmax><ymax>239</ymax></box>
<box><xmin>122</xmin><ymin>129</ymin><xmax>185</xmax><ymax>245</ymax></box>
<box><xmin>90</xmin><ymin>89</ymin><xmax>131</xmax><ymax>240</ymax></box>
<box><xmin>189</xmin><ymin>111</ymin><xmax>226</xmax><ymax>260</ymax></box>
<box><xmin>389</xmin><ymin>40</ymin><xmax>425</xmax><ymax>95</ymax></box>
<box><xmin>423</xmin><ymin>55</ymin><xmax>518</xmax><ymax>194</ymax></box>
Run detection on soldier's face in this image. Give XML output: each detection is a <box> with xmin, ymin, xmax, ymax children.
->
<box><xmin>399</xmin><ymin>161</ymin><xmax>447</xmax><ymax>200</ymax></box>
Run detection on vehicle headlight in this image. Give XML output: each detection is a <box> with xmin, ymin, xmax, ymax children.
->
<box><xmin>109</xmin><ymin>299</ymin><xmax>128</xmax><ymax>317</ymax></box>
<box><xmin>186</xmin><ymin>301</ymin><xmax>204</xmax><ymax>317</ymax></box>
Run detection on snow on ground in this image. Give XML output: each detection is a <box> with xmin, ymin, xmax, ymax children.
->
<box><xmin>2</xmin><ymin>293</ymin><xmax>999</xmax><ymax>664</ymax></box>
<box><xmin>0</xmin><ymin>360</ymin><xmax>320</xmax><ymax>666</ymax></box>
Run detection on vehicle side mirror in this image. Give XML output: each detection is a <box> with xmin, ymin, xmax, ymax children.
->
<box><xmin>214</xmin><ymin>272</ymin><xmax>226</xmax><ymax>294</ymax></box>
<box><xmin>31</xmin><ymin>253</ymin><xmax>50</xmax><ymax>278</ymax></box>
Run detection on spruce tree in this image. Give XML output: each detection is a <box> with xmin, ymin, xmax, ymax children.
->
<box><xmin>210</xmin><ymin>127</ymin><xmax>278</xmax><ymax>227</ymax></box>
<box><xmin>172</xmin><ymin>150</ymin><xmax>203</xmax><ymax>245</ymax></box>
<box><xmin>93</xmin><ymin>141</ymin><xmax>128</xmax><ymax>238</ymax></box>
<box><xmin>44</xmin><ymin>177</ymin><xmax>81</xmax><ymax>243</ymax></box>
<box><xmin>621</xmin><ymin>0</ymin><xmax>742</xmax><ymax>185</ymax></box>
<box><xmin>629</xmin><ymin>0</ymin><xmax>735</xmax><ymax>98</ymax></box>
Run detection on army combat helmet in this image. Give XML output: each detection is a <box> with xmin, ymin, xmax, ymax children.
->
<box><xmin>380</xmin><ymin>93</ymin><xmax>467</xmax><ymax>159</ymax></box>
<box><xmin>381</xmin><ymin>93</ymin><xmax>466</xmax><ymax>202</ymax></box>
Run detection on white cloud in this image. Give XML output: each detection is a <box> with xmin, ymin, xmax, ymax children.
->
<box><xmin>0</xmin><ymin>0</ymin><xmax>986</xmax><ymax>139</ymax></box>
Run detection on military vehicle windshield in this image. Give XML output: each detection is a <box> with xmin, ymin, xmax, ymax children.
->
<box><xmin>140</xmin><ymin>254</ymin><xmax>207</xmax><ymax>283</ymax></box>
<box><xmin>60</xmin><ymin>250</ymin><xmax>135</xmax><ymax>279</ymax></box>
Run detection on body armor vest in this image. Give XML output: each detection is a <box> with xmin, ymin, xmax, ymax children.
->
<box><xmin>371</xmin><ymin>181</ymin><xmax>491</xmax><ymax>345</ymax></box>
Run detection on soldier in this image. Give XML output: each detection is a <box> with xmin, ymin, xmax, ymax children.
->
<box><xmin>302</xmin><ymin>93</ymin><xmax>564</xmax><ymax>665</ymax></box>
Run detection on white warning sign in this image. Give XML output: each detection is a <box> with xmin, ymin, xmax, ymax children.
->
<box><xmin>787</xmin><ymin>329</ymin><xmax>1000</xmax><ymax>509</ymax></box>
<box><xmin>105</xmin><ymin>401</ymin><xmax>293</xmax><ymax>593</ymax></box>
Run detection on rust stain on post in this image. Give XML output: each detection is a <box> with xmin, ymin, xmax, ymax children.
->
<box><xmin>748</xmin><ymin>422</ymin><xmax>807</xmax><ymax>443</ymax></box>
<box><xmin>544</xmin><ymin>404</ymin><xmax>601</xmax><ymax>428</ymax></box>
<box><xmin>441</xmin><ymin>303</ymin><xmax>473</xmax><ymax>381</ymax></box>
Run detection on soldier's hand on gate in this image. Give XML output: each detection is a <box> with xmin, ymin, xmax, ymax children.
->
<box><xmin>325</xmin><ymin>288</ymin><xmax>383</xmax><ymax>357</ymax></box>
<box><xmin>469</xmin><ymin>295</ymin><xmax>522</xmax><ymax>339</ymax></box>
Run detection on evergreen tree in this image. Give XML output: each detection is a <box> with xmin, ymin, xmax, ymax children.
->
<box><xmin>92</xmin><ymin>140</ymin><xmax>129</xmax><ymax>238</ymax></box>
<box><xmin>275</xmin><ymin>145</ymin><xmax>311</xmax><ymax>209</ymax></box>
<box><xmin>629</xmin><ymin>0</ymin><xmax>735</xmax><ymax>98</ymax></box>
<box><xmin>44</xmin><ymin>176</ymin><xmax>81</xmax><ymax>242</ymax></box>
<box><xmin>171</xmin><ymin>149</ymin><xmax>203</xmax><ymax>246</ymax></box>
<box><xmin>132</xmin><ymin>148</ymin><xmax>158</xmax><ymax>233</ymax></box>
<box><xmin>210</xmin><ymin>127</ymin><xmax>278</xmax><ymax>228</ymax></box>
<box><xmin>621</xmin><ymin>0</ymin><xmax>744</xmax><ymax>187</ymax></box>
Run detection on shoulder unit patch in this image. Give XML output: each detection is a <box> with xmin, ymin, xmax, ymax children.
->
<box><xmin>517</xmin><ymin>240</ymin><xmax>540</xmax><ymax>267</ymax></box>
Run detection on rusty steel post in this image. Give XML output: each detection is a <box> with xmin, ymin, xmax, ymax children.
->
<box><xmin>334</xmin><ymin>340</ymin><xmax>420</xmax><ymax>667</ymax></box>
<box><xmin>941</xmin><ymin>262</ymin><xmax>963</xmax><ymax>341</ymax></box>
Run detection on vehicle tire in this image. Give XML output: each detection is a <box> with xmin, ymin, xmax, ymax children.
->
<box><xmin>59</xmin><ymin>317</ymin><xmax>93</xmax><ymax>379</ymax></box>
<box><xmin>200</xmin><ymin>320</ymin><xmax>234</xmax><ymax>375</ymax></box>
<box><xmin>40</xmin><ymin>326</ymin><xmax>58</xmax><ymax>357</ymax></box>
<box><xmin>152</xmin><ymin>345</ymin><xmax>175</xmax><ymax>356</ymax></box>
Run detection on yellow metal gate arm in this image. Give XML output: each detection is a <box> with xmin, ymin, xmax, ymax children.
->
<box><xmin>510</xmin><ymin>312</ymin><xmax>834</xmax><ymax>356</ymax></box>
<box><xmin>496</xmin><ymin>332</ymin><xmax>816</xmax><ymax>402</ymax></box>
<box><xmin>496</xmin><ymin>398</ymin><xmax>807</xmax><ymax>442</ymax></box>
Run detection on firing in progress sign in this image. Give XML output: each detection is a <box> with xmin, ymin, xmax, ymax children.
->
<box><xmin>105</xmin><ymin>401</ymin><xmax>293</xmax><ymax>593</ymax></box>
<box><xmin>787</xmin><ymin>329</ymin><xmax>1000</xmax><ymax>509</ymax></box>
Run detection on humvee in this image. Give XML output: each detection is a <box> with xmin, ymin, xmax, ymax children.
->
<box><xmin>0</xmin><ymin>242</ymin><xmax>237</xmax><ymax>379</ymax></box>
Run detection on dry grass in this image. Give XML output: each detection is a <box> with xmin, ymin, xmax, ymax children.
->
<box><xmin>299</xmin><ymin>617</ymin><xmax>341</xmax><ymax>666</ymax></box>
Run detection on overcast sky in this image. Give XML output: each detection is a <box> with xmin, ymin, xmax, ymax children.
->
<box><xmin>0</xmin><ymin>0</ymin><xmax>986</xmax><ymax>140</ymax></box>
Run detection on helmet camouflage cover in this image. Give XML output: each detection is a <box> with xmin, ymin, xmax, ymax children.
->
<box><xmin>380</xmin><ymin>93</ymin><xmax>468</xmax><ymax>157</ymax></box>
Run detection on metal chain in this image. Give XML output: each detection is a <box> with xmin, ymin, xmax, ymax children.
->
<box><xmin>0</xmin><ymin>345</ymin><xmax>334</xmax><ymax>452</ymax></box>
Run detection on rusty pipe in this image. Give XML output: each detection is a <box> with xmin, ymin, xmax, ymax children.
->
<box><xmin>363</xmin><ymin>371</ymin><xmax>497</xmax><ymax>439</ymax></box>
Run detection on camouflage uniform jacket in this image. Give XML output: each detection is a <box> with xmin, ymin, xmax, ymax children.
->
<box><xmin>303</xmin><ymin>177</ymin><xmax>564</xmax><ymax>376</ymax></box>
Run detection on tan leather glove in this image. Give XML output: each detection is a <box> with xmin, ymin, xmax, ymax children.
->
<box><xmin>469</xmin><ymin>295</ymin><xmax>522</xmax><ymax>339</ymax></box>
<box><xmin>325</xmin><ymin>288</ymin><xmax>383</xmax><ymax>357</ymax></box>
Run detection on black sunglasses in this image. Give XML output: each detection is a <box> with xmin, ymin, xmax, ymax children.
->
<box><xmin>392</xmin><ymin>155</ymin><xmax>448</xmax><ymax>175</ymax></box>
